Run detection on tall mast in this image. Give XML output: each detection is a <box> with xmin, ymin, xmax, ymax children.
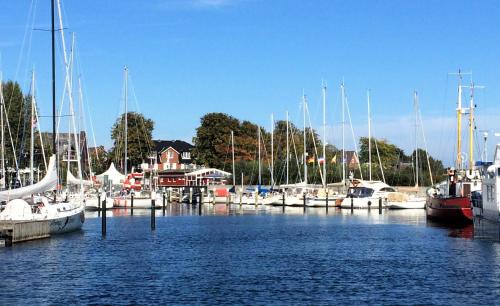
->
<box><xmin>124</xmin><ymin>66</ymin><xmax>128</xmax><ymax>175</ymax></box>
<box><xmin>286</xmin><ymin>111</ymin><xmax>289</xmax><ymax>185</ymax></box>
<box><xmin>51</xmin><ymin>0</ymin><xmax>57</xmax><ymax>176</ymax></box>
<box><xmin>456</xmin><ymin>71</ymin><xmax>463</xmax><ymax>169</ymax></box>
<box><xmin>341</xmin><ymin>81</ymin><xmax>346</xmax><ymax>185</ymax></box>
<box><xmin>231</xmin><ymin>130</ymin><xmax>235</xmax><ymax>187</ymax></box>
<box><xmin>303</xmin><ymin>94</ymin><xmax>307</xmax><ymax>185</ymax></box>
<box><xmin>257</xmin><ymin>125</ymin><xmax>261</xmax><ymax>186</ymax></box>
<box><xmin>469</xmin><ymin>83</ymin><xmax>475</xmax><ymax>169</ymax></box>
<box><xmin>367</xmin><ymin>90</ymin><xmax>372</xmax><ymax>181</ymax></box>
<box><xmin>271</xmin><ymin>113</ymin><xmax>274</xmax><ymax>186</ymax></box>
<box><xmin>0</xmin><ymin>74</ymin><xmax>5</xmax><ymax>190</ymax></box>
<box><xmin>322</xmin><ymin>82</ymin><xmax>327</xmax><ymax>188</ymax></box>
<box><xmin>30</xmin><ymin>70</ymin><xmax>35</xmax><ymax>184</ymax></box>
<box><xmin>414</xmin><ymin>91</ymin><xmax>419</xmax><ymax>188</ymax></box>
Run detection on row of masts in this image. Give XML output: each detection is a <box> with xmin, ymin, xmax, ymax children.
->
<box><xmin>229</xmin><ymin>82</ymin><xmax>382</xmax><ymax>189</ymax></box>
<box><xmin>228</xmin><ymin>79</ymin><xmax>458</xmax><ymax>189</ymax></box>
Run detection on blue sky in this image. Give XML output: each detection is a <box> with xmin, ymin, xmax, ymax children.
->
<box><xmin>1</xmin><ymin>0</ymin><xmax>499</xmax><ymax>166</ymax></box>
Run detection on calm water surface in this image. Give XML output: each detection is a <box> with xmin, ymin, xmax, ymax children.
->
<box><xmin>1</xmin><ymin>204</ymin><xmax>500</xmax><ymax>305</ymax></box>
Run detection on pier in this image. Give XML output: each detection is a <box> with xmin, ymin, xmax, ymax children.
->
<box><xmin>0</xmin><ymin>220</ymin><xmax>51</xmax><ymax>247</ymax></box>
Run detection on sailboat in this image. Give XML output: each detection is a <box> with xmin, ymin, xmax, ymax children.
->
<box><xmin>110</xmin><ymin>67</ymin><xmax>160</xmax><ymax>209</ymax></box>
<box><xmin>339</xmin><ymin>89</ymin><xmax>402</xmax><ymax>209</ymax></box>
<box><xmin>386</xmin><ymin>91</ymin><xmax>428</xmax><ymax>209</ymax></box>
<box><xmin>271</xmin><ymin>94</ymin><xmax>315</xmax><ymax>206</ymax></box>
<box><xmin>0</xmin><ymin>0</ymin><xmax>85</xmax><ymax>234</ymax></box>
<box><xmin>426</xmin><ymin>71</ymin><xmax>480</xmax><ymax>224</ymax></box>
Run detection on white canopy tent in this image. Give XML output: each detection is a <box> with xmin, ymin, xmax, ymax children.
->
<box><xmin>96</xmin><ymin>162</ymin><xmax>125</xmax><ymax>185</ymax></box>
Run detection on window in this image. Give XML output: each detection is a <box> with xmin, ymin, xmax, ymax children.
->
<box><xmin>168</xmin><ymin>151</ymin><xmax>174</xmax><ymax>159</ymax></box>
<box><xmin>380</xmin><ymin>187</ymin><xmax>396</xmax><ymax>192</ymax></box>
<box><xmin>182</xmin><ymin>152</ymin><xmax>191</xmax><ymax>159</ymax></box>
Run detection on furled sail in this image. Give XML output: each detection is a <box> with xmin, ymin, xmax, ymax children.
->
<box><xmin>0</xmin><ymin>155</ymin><xmax>57</xmax><ymax>202</ymax></box>
<box><xmin>66</xmin><ymin>170</ymin><xmax>93</xmax><ymax>186</ymax></box>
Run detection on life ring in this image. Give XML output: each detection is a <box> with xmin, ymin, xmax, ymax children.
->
<box><xmin>465</xmin><ymin>169</ymin><xmax>476</xmax><ymax>180</ymax></box>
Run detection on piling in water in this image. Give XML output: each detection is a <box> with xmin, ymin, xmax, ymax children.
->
<box><xmin>97</xmin><ymin>192</ymin><xmax>101</xmax><ymax>217</ymax></box>
<box><xmin>282</xmin><ymin>192</ymin><xmax>285</xmax><ymax>213</ymax></box>
<box><xmin>379</xmin><ymin>197</ymin><xmax>382</xmax><ymax>214</ymax></box>
<box><xmin>325</xmin><ymin>191</ymin><xmax>329</xmax><ymax>213</ymax></box>
<box><xmin>131</xmin><ymin>192</ymin><xmax>134</xmax><ymax>216</ymax></box>
<box><xmin>151</xmin><ymin>192</ymin><xmax>156</xmax><ymax>230</ymax></box>
<box><xmin>101</xmin><ymin>191</ymin><xmax>107</xmax><ymax>236</ymax></box>
<box><xmin>162</xmin><ymin>192</ymin><xmax>166</xmax><ymax>216</ymax></box>
<box><xmin>351</xmin><ymin>196</ymin><xmax>354</xmax><ymax>213</ymax></box>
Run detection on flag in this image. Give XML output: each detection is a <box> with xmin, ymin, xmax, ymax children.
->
<box><xmin>318</xmin><ymin>157</ymin><xmax>325</xmax><ymax>164</ymax></box>
<box><xmin>331</xmin><ymin>154</ymin><xmax>337</xmax><ymax>164</ymax></box>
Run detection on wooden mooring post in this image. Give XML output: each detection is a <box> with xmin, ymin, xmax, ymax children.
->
<box><xmin>379</xmin><ymin>197</ymin><xmax>382</xmax><ymax>214</ymax></box>
<box><xmin>282</xmin><ymin>192</ymin><xmax>285</xmax><ymax>213</ymax></box>
<box><xmin>151</xmin><ymin>191</ymin><xmax>156</xmax><ymax>231</ymax></box>
<box><xmin>162</xmin><ymin>191</ymin><xmax>166</xmax><ymax>216</ymax></box>
<box><xmin>97</xmin><ymin>191</ymin><xmax>101</xmax><ymax>217</ymax></box>
<box><xmin>130</xmin><ymin>191</ymin><xmax>134</xmax><ymax>216</ymax></box>
<box><xmin>101</xmin><ymin>191</ymin><xmax>107</xmax><ymax>236</ymax></box>
<box><xmin>303</xmin><ymin>193</ymin><xmax>306</xmax><ymax>214</ymax></box>
<box><xmin>325</xmin><ymin>191</ymin><xmax>329</xmax><ymax>214</ymax></box>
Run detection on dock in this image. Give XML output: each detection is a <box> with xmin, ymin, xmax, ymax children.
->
<box><xmin>0</xmin><ymin>220</ymin><xmax>51</xmax><ymax>247</ymax></box>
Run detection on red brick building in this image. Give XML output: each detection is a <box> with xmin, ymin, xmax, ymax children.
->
<box><xmin>153</xmin><ymin>140</ymin><xmax>197</xmax><ymax>186</ymax></box>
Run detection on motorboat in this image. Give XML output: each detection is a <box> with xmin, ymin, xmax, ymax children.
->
<box><xmin>339</xmin><ymin>180</ymin><xmax>396</xmax><ymax>209</ymax></box>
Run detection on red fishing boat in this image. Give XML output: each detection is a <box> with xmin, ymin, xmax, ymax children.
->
<box><xmin>426</xmin><ymin>194</ymin><xmax>473</xmax><ymax>224</ymax></box>
<box><xmin>425</xmin><ymin>71</ymin><xmax>481</xmax><ymax>225</ymax></box>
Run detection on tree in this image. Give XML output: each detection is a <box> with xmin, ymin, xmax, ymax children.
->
<box><xmin>110</xmin><ymin>112</ymin><xmax>154</xmax><ymax>173</ymax></box>
<box><xmin>192</xmin><ymin>113</ymin><xmax>240</xmax><ymax>169</ymax></box>
<box><xmin>1</xmin><ymin>81</ymin><xmax>32</xmax><ymax>170</ymax></box>
<box><xmin>89</xmin><ymin>146</ymin><xmax>109</xmax><ymax>175</ymax></box>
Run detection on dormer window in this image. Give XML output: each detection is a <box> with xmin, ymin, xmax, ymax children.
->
<box><xmin>182</xmin><ymin>152</ymin><xmax>191</xmax><ymax>159</ymax></box>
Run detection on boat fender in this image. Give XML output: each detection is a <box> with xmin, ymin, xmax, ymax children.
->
<box><xmin>465</xmin><ymin>169</ymin><xmax>476</xmax><ymax>180</ymax></box>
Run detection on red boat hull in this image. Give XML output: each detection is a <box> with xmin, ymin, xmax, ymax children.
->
<box><xmin>426</xmin><ymin>196</ymin><xmax>473</xmax><ymax>225</ymax></box>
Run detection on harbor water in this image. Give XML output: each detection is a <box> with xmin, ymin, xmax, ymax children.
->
<box><xmin>1</xmin><ymin>204</ymin><xmax>499</xmax><ymax>304</ymax></box>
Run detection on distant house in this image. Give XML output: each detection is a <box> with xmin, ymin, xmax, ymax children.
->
<box><xmin>336</xmin><ymin>151</ymin><xmax>360</xmax><ymax>169</ymax></box>
<box><xmin>153</xmin><ymin>140</ymin><xmax>197</xmax><ymax>186</ymax></box>
<box><xmin>153</xmin><ymin>140</ymin><xmax>196</xmax><ymax>171</ymax></box>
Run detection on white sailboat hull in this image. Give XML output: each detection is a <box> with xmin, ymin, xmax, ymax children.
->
<box><xmin>307</xmin><ymin>195</ymin><xmax>344</xmax><ymax>207</ymax></box>
<box><xmin>85</xmin><ymin>197</ymin><xmax>113</xmax><ymax>211</ymax></box>
<box><xmin>0</xmin><ymin>198</ymin><xmax>85</xmax><ymax>235</ymax></box>
<box><xmin>386</xmin><ymin>198</ymin><xmax>426</xmax><ymax>209</ymax></box>
<box><xmin>49</xmin><ymin>205</ymin><xmax>85</xmax><ymax>234</ymax></box>
<box><xmin>113</xmin><ymin>195</ymin><xmax>161</xmax><ymax>209</ymax></box>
